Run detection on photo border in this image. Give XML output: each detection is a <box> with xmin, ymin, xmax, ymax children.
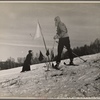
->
<box><xmin>0</xmin><ymin>1</ymin><xmax>100</xmax><ymax>100</ymax></box>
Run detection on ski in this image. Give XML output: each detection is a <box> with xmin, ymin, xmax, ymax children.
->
<box><xmin>63</xmin><ymin>62</ymin><xmax>79</xmax><ymax>66</ymax></box>
<box><xmin>52</xmin><ymin>63</ymin><xmax>60</xmax><ymax>70</ymax></box>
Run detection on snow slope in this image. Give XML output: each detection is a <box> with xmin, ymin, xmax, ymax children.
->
<box><xmin>0</xmin><ymin>53</ymin><xmax>100</xmax><ymax>99</ymax></box>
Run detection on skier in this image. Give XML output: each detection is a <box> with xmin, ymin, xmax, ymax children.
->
<box><xmin>53</xmin><ymin>16</ymin><xmax>74</xmax><ymax>70</ymax></box>
<box><xmin>21</xmin><ymin>50</ymin><xmax>33</xmax><ymax>72</ymax></box>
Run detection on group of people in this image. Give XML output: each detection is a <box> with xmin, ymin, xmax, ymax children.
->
<box><xmin>21</xmin><ymin>16</ymin><xmax>74</xmax><ymax>72</ymax></box>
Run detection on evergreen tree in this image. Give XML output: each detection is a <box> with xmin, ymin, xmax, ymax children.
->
<box><xmin>38</xmin><ymin>51</ymin><xmax>44</xmax><ymax>61</ymax></box>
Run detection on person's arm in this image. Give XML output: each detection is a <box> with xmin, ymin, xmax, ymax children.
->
<box><xmin>53</xmin><ymin>33</ymin><xmax>60</xmax><ymax>40</ymax></box>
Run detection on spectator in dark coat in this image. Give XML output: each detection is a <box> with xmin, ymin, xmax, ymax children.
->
<box><xmin>21</xmin><ymin>50</ymin><xmax>33</xmax><ymax>72</ymax></box>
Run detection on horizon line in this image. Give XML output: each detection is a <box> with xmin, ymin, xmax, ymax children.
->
<box><xmin>0</xmin><ymin>42</ymin><xmax>57</xmax><ymax>49</ymax></box>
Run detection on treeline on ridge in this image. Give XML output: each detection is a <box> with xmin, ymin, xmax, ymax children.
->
<box><xmin>0</xmin><ymin>38</ymin><xmax>100</xmax><ymax>70</ymax></box>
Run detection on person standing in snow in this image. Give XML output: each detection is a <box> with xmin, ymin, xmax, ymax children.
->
<box><xmin>21</xmin><ymin>50</ymin><xmax>33</xmax><ymax>72</ymax></box>
<box><xmin>53</xmin><ymin>16</ymin><xmax>74</xmax><ymax>69</ymax></box>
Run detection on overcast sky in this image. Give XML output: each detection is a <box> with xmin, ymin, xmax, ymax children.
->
<box><xmin>0</xmin><ymin>2</ymin><xmax>100</xmax><ymax>61</ymax></box>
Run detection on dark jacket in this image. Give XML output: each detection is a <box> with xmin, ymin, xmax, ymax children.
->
<box><xmin>24</xmin><ymin>53</ymin><xmax>32</xmax><ymax>65</ymax></box>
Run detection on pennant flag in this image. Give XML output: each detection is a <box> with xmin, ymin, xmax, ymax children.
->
<box><xmin>51</xmin><ymin>49</ymin><xmax>54</xmax><ymax>60</ymax></box>
<box><xmin>38</xmin><ymin>51</ymin><xmax>44</xmax><ymax>61</ymax></box>
<box><xmin>34</xmin><ymin>22</ymin><xmax>41</xmax><ymax>39</ymax></box>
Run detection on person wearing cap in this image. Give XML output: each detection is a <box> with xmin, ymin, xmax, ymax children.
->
<box><xmin>21</xmin><ymin>50</ymin><xmax>33</xmax><ymax>72</ymax></box>
<box><xmin>53</xmin><ymin>16</ymin><xmax>74</xmax><ymax>69</ymax></box>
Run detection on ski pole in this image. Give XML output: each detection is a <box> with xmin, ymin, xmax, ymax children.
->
<box><xmin>72</xmin><ymin>52</ymin><xmax>87</xmax><ymax>62</ymax></box>
<box><xmin>51</xmin><ymin>40</ymin><xmax>56</xmax><ymax>67</ymax></box>
<box><xmin>52</xmin><ymin>40</ymin><xmax>56</xmax><ymax>50</ymax></box>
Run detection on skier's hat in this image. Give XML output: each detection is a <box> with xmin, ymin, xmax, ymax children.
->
<box><xmin>54</xmin><ymin>16</ymin><xmax>61</xmax><ymax>22</ymax></box>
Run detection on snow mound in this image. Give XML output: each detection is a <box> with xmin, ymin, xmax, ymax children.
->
<box><xmin>0</xmin><ymin>53</ymin><xmax>100</xmax><ymax>99</ymax></box>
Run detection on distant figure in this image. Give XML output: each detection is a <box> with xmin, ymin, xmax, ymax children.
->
<box><xmin>53</xmin><ymin>16</ymin><xmax>74</xmax><ymax>69</ymax></box>
<box><xmin>21</xmin><ymin>50</ymin><xmax>33</xmax><ymax>72</ymax></box>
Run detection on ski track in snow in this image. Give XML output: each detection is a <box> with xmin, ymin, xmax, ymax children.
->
<box><xmin>0</xmin><ymin>53</ymin><xmax>100</xmax><ymax>99</ymax></box>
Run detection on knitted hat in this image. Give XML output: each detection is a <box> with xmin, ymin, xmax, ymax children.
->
<box><xmin>54</xmin><ymin>16</ymin><xmax>61</xmax><ymax>22</ymax></box>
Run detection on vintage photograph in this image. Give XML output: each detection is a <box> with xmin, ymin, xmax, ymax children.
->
<box><xmin>0</xmin><ymin>1</ymin><xmax>100</xmax><ymax>99</ymax></box>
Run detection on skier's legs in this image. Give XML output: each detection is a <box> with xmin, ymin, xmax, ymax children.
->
<box><xmin>64</xmin><ymin>37</ymin><xmax>74</xmax><ymax>64</ymax></box>
<box><xmin>56</xmin><ymin>38</ymin><xmax>64</xmax><ymax>64</ymax></box>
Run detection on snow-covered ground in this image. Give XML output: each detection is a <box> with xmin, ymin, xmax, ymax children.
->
<box><xmin>0</xmin><ymin>53</ymin><xmax>100</xmax><ymax>99</ymax></box>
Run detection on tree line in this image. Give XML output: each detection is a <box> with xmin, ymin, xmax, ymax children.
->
<box><xmin>61</xmin><ymin>38</ymin><xmax>100</xmax><ymax>60</ymax></box>
<box><xmin>0</xmin><ymin>38</ymin><xmax>100</xmax><ymax>70</ymax></box>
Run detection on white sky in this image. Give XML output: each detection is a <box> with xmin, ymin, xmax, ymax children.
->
<box><xmin>0</xmin><ymin>2</ymin><xmax>100</xmax><ymax>61</ymax></box>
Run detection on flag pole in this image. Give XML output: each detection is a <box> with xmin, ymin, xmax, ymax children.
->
<box><xmin>38</xmin><ymin>21</ymin><xmax>51</xmax><ymax>71</ymax></box>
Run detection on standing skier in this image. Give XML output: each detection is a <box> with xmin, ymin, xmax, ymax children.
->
<box><xmin>53</xmin><ymin>16</ymin><xmax>74</xmax><ymax>69</ymax></box>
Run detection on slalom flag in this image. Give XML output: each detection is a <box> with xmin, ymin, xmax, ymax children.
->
<box><xmin>38</xmin><ymin>51</ymin><xmax>44</xmax><ymax>61</ymax></box>
<box><xmin>46</xmin><ymin>49</ymin><xmax>50</xmax><ymax>56</ymax></box>
<box><xmin>51</xmin><ymin>49</ymin><xmax>54</xmax><ymax>60</ymax></box>
<box><xmin>34</xmin><ymin>22</ymin><xmax>41</xmax><ymax>39</ymax></box>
